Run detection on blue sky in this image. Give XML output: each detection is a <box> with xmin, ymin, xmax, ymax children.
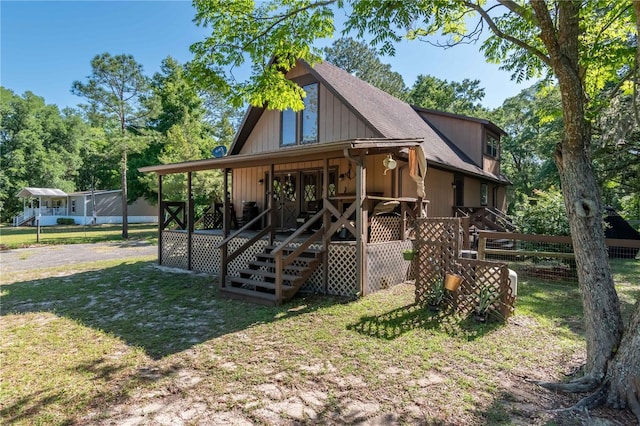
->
<box><xmin>2</xmin><ymin>1</ymin><xmax>531</xmax><ymax>111</ymax></box>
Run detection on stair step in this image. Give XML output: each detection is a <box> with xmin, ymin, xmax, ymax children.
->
<box><xmin>256</xmin><ymin>252</ymin><xmax>318</xmax><ymax>263</ymax></box>
<box><xmin>219</xmin><ymin>286</ymin><xmax>278</xmax><ymax>306</ymax></box>
<box><xmin>248</xmin><ymin>261</ymin><xmax>309</xmax><ymax>273</ymax></box>
<box><xmin>228</xmin><ymin>276</ymin><xmax>296</xmax><ymax>292</ymax></box>
<box><xmin>238</xmin><ymin>268</ymin><xmax>301</xmax><ymax>282</ymax></box>
<box><xmin>266</xmin><ymin>245</ymin><xmax>323</xmax><ymax>256</ymax></box>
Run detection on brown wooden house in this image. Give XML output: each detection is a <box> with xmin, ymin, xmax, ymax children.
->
<box><xmin>140</xmin><ymin>59</ymin><xmax>510</xmax><ymax>306</ymax></box>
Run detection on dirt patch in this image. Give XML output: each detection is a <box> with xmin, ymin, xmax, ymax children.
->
<box><xmin>0</xmin><ymin>241</ymin><xmax>156</xmax><ymax>274</ymax></box>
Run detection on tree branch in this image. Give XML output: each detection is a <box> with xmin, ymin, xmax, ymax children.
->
<box><xmin>464</xmin><ymin>1</ymin><xmax>551</xmax><ymax>67</ymax></box>
<box><xmin>240</xmin><ymin>0</ymin><xmax>336</xmax><ymax>52</ymax></box>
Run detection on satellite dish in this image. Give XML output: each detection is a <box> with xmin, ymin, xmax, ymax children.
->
<box><xmin>212</xmin><ymin>145</ymin><xmax>228</xmax><ymax>158</ymax></box>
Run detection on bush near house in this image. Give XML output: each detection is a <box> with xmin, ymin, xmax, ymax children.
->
<box><xmin>56</xmin><ymin>218</ymin><xmax>76</xmax><ymax>225</ymax></box>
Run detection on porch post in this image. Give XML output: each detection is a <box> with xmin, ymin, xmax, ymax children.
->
<box><xmin>158</xmin><ymin>174</ymin><xmax>163</xmax><ymax>265</ymax></box>
<box><xmin>187</xmin><ymin>171</ymin><xmax>193</xmax><ymax>271</ymax></box>
<box><xmin>355</xmin><ymin>151</ymin><xmax>368</xmax><ymax>296</ymax></box>
<box><xmin>221</xmin><ymin>168</ymin><xmax>230</xmax><ymax>289</ymax></box>
<box><xmin>322</xmin><ymin>158</ymin><xmax>329</xmax><ymax>294</ymax></box>
<box><xmin>269</xmin><ymin>163</ymin><xmax>276</xmax><ymax>245</ymax></box>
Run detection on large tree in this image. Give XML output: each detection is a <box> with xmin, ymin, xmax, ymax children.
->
<box><xmin>190</xmin><ymin>0</ymin><xmax>639</xmax><ymax>419</ymax></box>
<box><xmin>409</xmin><ymin>74</ymin><xmax>487</xmax><ymax>116</ymax></box>
<box><xmin>72</xmin><ymin>53</ymin><xmax>151</xmax><ymax>238</ymax></box>
<box><xmin>491</xmin><ymin>82</ymin><xmax>562</xmax><ymax>211</ymax></box>
<box><xmin>0</xmin><ymin>88</ymin><xmax>83</xmax><ymax>221</ymax></box>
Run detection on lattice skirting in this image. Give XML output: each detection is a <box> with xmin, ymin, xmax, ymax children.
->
<box><xmin>161</xmin><ymin>231</ymin><xmax>188</xmax><ymax>269</ymax></box>
<box><xmin>160</xmin><ymin>232</ymin><xmax>412</xmax><ymax>298</ymax></box>
<box><xmin>191</xmin><ymin>234</ymin><xmax>223</xmax><ymax>273</ymax></box>
<box><xmin>366</xmin><ymin>240</ymin><xmax>413</xmax><ymax>294</ymax></box>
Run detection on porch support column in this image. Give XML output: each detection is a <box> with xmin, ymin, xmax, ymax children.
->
<box><xmin>355</xmin><ymin>151</ymin><xmax>368</xmax><ymax>297</ymax></box>
<box><xmin>158</xmin><ymin>174</ymin><xmax>163</xmax><ymax>265</ymax></box>
<box><xmin>187</xmin><ymin>171</ymin><xmax>194</xmax><ymax>270</ymax></box>
<box><xmin>221</xmin><ymin>168</ymin><xmax>230</xmax><ymax>289</ymax></box>
<box><xmin>269</xmin><ymin>163</ymin><xmax>276</xmax><ymax>245</ymax></box>
<box><xmin>322</xmin><ymin>158</ymin><xmax>329</xmax><ymax>294</ymax></box>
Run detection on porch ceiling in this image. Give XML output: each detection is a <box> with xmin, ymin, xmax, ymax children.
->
<box><xmin>139</xmin><ymin>138</ymin><xmax>423</xmax><ymax>176</ymax></box>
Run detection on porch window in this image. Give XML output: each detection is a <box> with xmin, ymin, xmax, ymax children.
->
<box><xmin>480</xmin><ymin>183</ymin><xmax>488</xmax><ymax>206</ymax></box>
<box><xmin>280</xmin><ymin>83</ymin><xmax>319</xmax><ymax>146</ymax></box>
<box><xmin>485</xmin><ymin>132</ymin><xmax>499</xmax><ymax>158</ymax></box>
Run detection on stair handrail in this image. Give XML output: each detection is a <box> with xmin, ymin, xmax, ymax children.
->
<box><xmin>270</xmin><ymin>207</ymin><xmax>328</xmax><ymax>302</ymax></box>
<box><xmin>216</xmin><ymin>208</ymin><xmax>271</xmax><ymax>249</ymax></box>
<box><xmin>487</xmin><ymin>207</ymin><xmax>517</xmax><ymax>232</ymax></box>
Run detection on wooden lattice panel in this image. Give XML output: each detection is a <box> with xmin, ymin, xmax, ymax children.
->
<box><xmin>327</xmin><ymin>244</ymin><xmax>358</xmax><ymax>296</ymax></box>
<box><xmin>161</xmin><ymin>231</ymin><xmax>188</xmax><ymax>269</ymax></box>
<box><xmin>191</xmin><ymin>234</ymin><xmax>223</xmax><ymax>274</ymax></box>
<box><xmin>414</xmin><ymin>219</ymin><xmax>515</xmax><ymax>320</ymax></box>
<box><xmin>451</xmin><ymin>259</ymin><xmax>515</xmax><ymax>320</ymax></box>
<box><xmin>369</xmin><ymin>216</ymin><xmax>401</xmax><ymax>242</ymax></box>
<box><xmin>366</xmin><ymin>240</ymin><xmax>413</xmax><ymax>293</ymax></box>
<box><xmin>414</xmin><ymin>218</ymin><xmax>460</xmax><ymax>305</ymax></box>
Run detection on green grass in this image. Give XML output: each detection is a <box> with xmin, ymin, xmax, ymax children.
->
<box><xmin>1</xmin><ymin>255</ymin><xmax>638</xmax><ymax>425</ymax></box>
<box><xmin>0</xmin><ymin>223</ymin><xmax>158</xmax><ymax>248</ymax></box>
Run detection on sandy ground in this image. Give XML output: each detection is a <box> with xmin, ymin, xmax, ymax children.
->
<box><xmin>0</xmin><ymin>241</ymin><xmax>157</xmax><ymax>274</ymax></box>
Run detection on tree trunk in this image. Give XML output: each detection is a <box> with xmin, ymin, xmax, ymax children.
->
<box><xmin>531</xmin><ymin>0</ymin><xmax>624</xmax><ymax>384</ymax></box>
<box><xmin>122</xmin><ymin>149</ymin><xmax>129</xmax><ymax>239</ymax></box>
<box><xmin>604</xmin><ymin>3</ymin><xmax>640</xmax><ymax>422</ymax></box>
<box><xmin>603</xmin><ymin>301</ymin><xmax>640</xmax><ymax>422</ymax></box>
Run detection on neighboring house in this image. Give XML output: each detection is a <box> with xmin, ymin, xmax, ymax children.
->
<box><xmin>13</xmin><ymin>188</ymin><xmax>157</xmax><ymax>226</ymax></box>
<box><xmin>140</xmin><ymin>59</ymin><xmax>510</xmax><ymax>306</ymax></box>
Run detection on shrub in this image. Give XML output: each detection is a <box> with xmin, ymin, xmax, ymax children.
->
<box><xmin>56</xmin><ymin>218</ymin><xmax>76</xmax><ymax>225</ymax></box>
<box><xmin>514</xmin><ymin>187</ymin><xmax>570</xmax><ymax>236</ymax></box>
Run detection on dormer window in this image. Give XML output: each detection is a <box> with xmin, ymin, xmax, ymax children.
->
<box><xmin>281</xmin><ymin>83</ymin><xmax>319</xmax><ymax>146</ymax></box>
<box><xmin>485</xmin><ymin>131</ymin><xmax>499</xmax><ymax>158</ymax></box>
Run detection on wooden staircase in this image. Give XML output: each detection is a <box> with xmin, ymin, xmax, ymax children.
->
<box><xmin>220</xmin><ymin>245</ymin><xmax>324</xmax><ymax>306</ymax></box>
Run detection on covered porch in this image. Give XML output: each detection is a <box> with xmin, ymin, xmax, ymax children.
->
<box><xmin>140</xmin><ymin>139</ymin><xmax>429</xmax><ymax>305</ymax></box>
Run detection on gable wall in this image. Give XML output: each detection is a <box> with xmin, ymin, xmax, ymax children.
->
<box><xmin>238</xmin><ymin>75</ymin><xmax>378</xmax><ymax>156</ymax></box>
<box><xmin>420</xmin><ymin>113</ymin><xmax>483</xmax><ymax>165</ymax></box>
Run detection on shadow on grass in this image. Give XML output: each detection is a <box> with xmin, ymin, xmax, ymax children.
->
<box><xmin>347</xmin><ymin>302</ymin><xmax>504</xmax><ymax>341</ymax></box>
<box><xmin>1</xmin><ymin>260</ymin><xmax>342</xmax><ymax>360</ymax></box>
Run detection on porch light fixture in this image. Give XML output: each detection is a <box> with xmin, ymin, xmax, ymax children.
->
<box><xmin>258</xmin><ymin>178</ymin><xmax>264</xmax><ymax>185</ymax></box>
<box><xmin>383</xmin><ymin>154</ymin><xmax>397</xmax><ymax>175</ymax></box>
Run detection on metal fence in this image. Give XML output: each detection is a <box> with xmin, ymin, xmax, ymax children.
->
<box><xmin>477</xmin><ymin>231</ymin><xmax>640</xmax><ymax>282</ymax></box>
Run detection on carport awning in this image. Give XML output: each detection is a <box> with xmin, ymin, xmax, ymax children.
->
<box><xmin>17</xmin><ymin>188</ymin><xmax>68</xmax><ymax>198</ymax></box>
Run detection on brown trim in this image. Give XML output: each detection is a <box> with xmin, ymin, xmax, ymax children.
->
<box><xmin>139</xmin><ymin>139</ymin><xmax>422</xmax><ymax>175</ymax></box>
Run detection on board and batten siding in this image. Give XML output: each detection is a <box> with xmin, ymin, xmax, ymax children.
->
<box><xmin>420</xmin><ymin>112</ymin><xmax>483</xmax><ymax>166</ymax></box>
<box><xmin>238</xmin><ymin>81</ymin><xmax>377</xmax><ymax>156</ymax></box>
<box><xmin>421</xmin><ymin>168</ymin><xmax>454</xmax><ymax>217</ymax></box>
<box><xmin>483</xmin><ymin>155</ymin><xmax>500</xmax><ymax>176</ymax></box>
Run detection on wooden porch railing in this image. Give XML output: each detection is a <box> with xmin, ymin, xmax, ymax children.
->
<box><xmin>269</xmin><ymin>207</ymin><xmax>329</xmax><ymax>301</ymax></box>
<box><xmin>216</xmin><ymin>208</ymin><xmax>273</xmax><ymax>288</ymax></box>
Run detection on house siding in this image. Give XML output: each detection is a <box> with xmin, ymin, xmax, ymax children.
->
<box><xmin>420</xmin><ymin>112</ymin><xmax>483</xmax><ymax>166</ymax></box>
<box><xmin>422</xmin><ymin>168</ymin><xmax>454</xmax><ymax>217</ymax></box>
<box><xmin>483</xmin><ymin>155</ymin><xmax>500</xmax><ymax>176</ymax></box>
<box><xmin>238</xmin><ymin>78</ymin><xmax>377</xmax><ymax>156</ymax></box>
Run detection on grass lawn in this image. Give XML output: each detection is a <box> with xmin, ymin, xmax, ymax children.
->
<box><xmin>0</xmin><ymin>223</ymin><xmax>158</xmax><ymax>248</ymax></box>
<box><xmin>1</xmin><ymin>255</ymin><xmax>638</xmax><ymax>425</ymax></box>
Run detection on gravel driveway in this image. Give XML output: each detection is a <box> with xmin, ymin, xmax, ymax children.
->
<box><xmin>0</xmin><ymin>241</ymin><xmax>157</xmax><ymax>273</ymax></box>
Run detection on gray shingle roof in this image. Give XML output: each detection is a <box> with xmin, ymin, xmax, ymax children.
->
<box><xmin>305</xmin><ymin>61</ymin><xmax>501</xmax><ymax>181</ymax></box>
